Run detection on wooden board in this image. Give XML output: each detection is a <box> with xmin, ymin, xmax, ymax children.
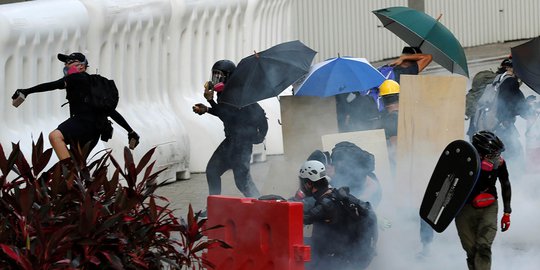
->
<box><xmin>395</xmin><ymin>75</ymin><xmax>467</xmax><ymax>207</ymax></box>
<box><xmin>280</xmin><ymin>95</ymin><xmax>338</xmax><ymax>163</ymax></box>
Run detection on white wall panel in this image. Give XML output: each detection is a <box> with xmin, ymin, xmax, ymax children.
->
<box><xmin>426</xmin><ymin>0</ymin><xmax>540</xmax><ymax>47</ymax></box>
<box><xmin>290</xmin><ymin>0</ymin><xmax>407</xmax><ymax>63</ymax></box>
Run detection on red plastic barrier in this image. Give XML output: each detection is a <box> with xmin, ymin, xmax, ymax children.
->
<box><xmin>203</xmin><ymin>195</ymin><xmax>310</xmax><ymax>270</ymax></box>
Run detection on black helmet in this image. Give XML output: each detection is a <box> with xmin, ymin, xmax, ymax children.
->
<box><xmin>211</xmin><ymin>59</ymin><xmax>236</xmax><ymax>84</ymax></box>
<box><xmin>472</xmin><ymin>131</ymin><xmax>505</xmax><ymax>156</ymax></box>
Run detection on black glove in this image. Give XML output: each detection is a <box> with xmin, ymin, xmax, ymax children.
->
<box><xmin>193</xmin><ymin>103</ymin><xmax>208</xmax><ymax>115</ymax></box>
<box><xmin>12</xmin><ymin>89</ymin><xmax>27</xmax><ymax>100</ymax></box>
<box><xmin>128</xmin><ymin>131</ymin><xmax>140</xmax><ymax>150</ymax></box>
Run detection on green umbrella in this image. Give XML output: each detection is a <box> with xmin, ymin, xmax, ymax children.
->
<box><xmin>373</xmin><ymin>6</ymin><xmax>469</xmax><ymax>77</ymax></box>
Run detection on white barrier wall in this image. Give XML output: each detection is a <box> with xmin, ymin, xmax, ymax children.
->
<box><xmin>1</xmin><ymin>0</ymin><xmax>539</xmax><ymax>176</ymax></box>
<box><xmin>0</xmin><ymin>0</ymin><xmax>293</xmax><ymax>177</ymax></box>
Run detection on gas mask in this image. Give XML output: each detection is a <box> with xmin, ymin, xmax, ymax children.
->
<box><xmin>299</xmin><ymin>178</ymin><xmax>313</xmax><ymax>197</ymax></box>
<box><xmin>481</xmin><ymin>154</ymin><xmax>501</xmax><ymax>171</ymax></box>
<box><xmin>211</xmin><ymin>70</ymin><xmax>226</xmax><ymax>85</ymax></box>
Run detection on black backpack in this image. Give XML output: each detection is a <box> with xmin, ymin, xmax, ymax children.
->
<box><xmin>87</xmin><ymin>74</ymin><xmax>119</xmax><ymax>113</ymax></box>
<box><xmin>330</xmin><ymin>187</ymin><xmax>378</xmax><ymax>261</ymax></box>
<box><xmin>331</xmin><ymin>141</ymin><xmax>375</xmax><ymax>173</ymax></box>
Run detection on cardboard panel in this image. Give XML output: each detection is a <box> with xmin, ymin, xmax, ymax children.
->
<box><xmin>280</xmin><ymin>95</ymin><xmax>338</xmax><ymax>163</ymax></box>
<box><xmin>395</xmin><ymin>75</ymin><xmax>467</xmax><ymax>207</ymax></box>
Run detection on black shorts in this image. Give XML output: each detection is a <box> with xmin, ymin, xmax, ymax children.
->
<box><xmin>57</xmin><ymin>116</ymin><xmax>100</xmax><ymax>149</ymax></box>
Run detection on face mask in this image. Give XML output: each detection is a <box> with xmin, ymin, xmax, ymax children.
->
<box><xmin>481</xmin><ymin>155</ymin><xmax>500</xmax><ymax>171</ymax></box>
<box><xmin>63</xmin><ymin>65</ymin><xmax>80</xmax><ymax>76</ymax></box>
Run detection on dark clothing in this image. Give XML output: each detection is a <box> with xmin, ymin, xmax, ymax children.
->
<box><xmin>381</xmin><ymin>110</ymin><xmax>398</xmax><ymax>139</ymax></box>
<box><xmin>466</xmin><ymin>159</ymin><xmax>512</xmax><ymax>213</ymax></box>
<box><xmin>20</xmin><ymin>72</ymin><xmax>133</xmax><ymax>150</ymax></box>
<box><xmin>392</xmin><ymin>61</ymin><xmax>419</xmax><ymax>83</ymax></box>
<box><xmin>304</xmin><ymin>188</ymin><xmax>375</xmax><ymax>270</ymax></box>
<box><xmin>205</xmin><ymin>100</ymin><xmax>267</xmax><ymax>197</ymax></box>
<box><xmin>494</xmin><ymin>76</ymin><xmax>529</xmax><ymax>172</ymax></box>
<box><xmin>335</xmin><ymin>92</ymin><xmax>381</xmax><ymax>132</ymax></box>
<box><xmin>496</xmin><ymin>77</ymin><xmax>528</xmax><ymax>124</ymax></box>
<box><xmin>208</xmin><ymin>100</ymin><xmax>268</xmax><ymax>144</ymax></box>
<box><xmin>455</xmin><ymin>159</ymin><xmax>511</xmax><ymax>270</ymax></box>
<box><xmin>206</xmin><ymin>138</ymin><xmax>259</xmax><ymax>197</ymax></box>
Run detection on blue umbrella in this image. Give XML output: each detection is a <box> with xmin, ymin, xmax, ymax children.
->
<box><xmin>293</xmin><ymin>57</ymin><xmax>386</xmax><ymax>97</ymax></box>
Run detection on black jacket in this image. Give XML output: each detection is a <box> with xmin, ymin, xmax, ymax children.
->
<box><xmin>19</xmin><ymin>73</ymin><xmax>133</xmax><ymax>132</ymax></box>
<box><xmin>467</xmin><ymin>159</ymin><xmax>512</xmax><ymax>213</ymax></box>
<box><xmin>207</xmin><ymin>100</ymin><xmax>268</xmax><ymax>144</ymax></box>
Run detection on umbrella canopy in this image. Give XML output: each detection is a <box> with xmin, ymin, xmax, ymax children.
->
<box><xmin>511</xmin><ymin>36</ymin><xmax>540</xmax><ymax>94</ymax></box>
<box><xmin>373</xmin><ymin>6</ymin><xmax>469</xmax><ymax>77</ymax></box>
<box><xmin>219</xmin><ymin>40</ymin><xmax>317</xmax><ymax>108</ymax></box>
<box><xmin>293</xmin><ymin>57</ymin><xmax>386</xmax><ymax>97</ymax></box>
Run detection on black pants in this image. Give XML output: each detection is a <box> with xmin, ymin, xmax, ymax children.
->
<box><xmin>57</xmin><ymin>115</ymin><xmax>101</xmax><ymax>155</ymax></box>
<box><xmin>206</xmin><ymin>138</ymin><xmax>260</xmax><ymax>197</ymax></box>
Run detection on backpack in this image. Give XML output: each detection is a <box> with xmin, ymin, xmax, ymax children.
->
<box><xmin>331</xmin><ymin>141</ymin><xmax>375</xmax><ymax>174</ymax></box>
<box><xmin>87</xmin><ymin>74</ymin><xmax>119</xmax><ymax>113</ymax></box>
<box><xmin>470</xmin><ymin>73</ymin><xmax>511</xmax><ymax>133</ymax></box>
<box><xmin>465</xmin><ymin>70</ymin><xmax>497</xmax><ymax>120</ymax></box>
<box><xmin>330</xmin><ymin>187</ymin><xmax>378</xmax><ymax>260</ymax></box>
<box><xmin>331</xmin><ymin>187</ymin><xmax>374</xmax><ymax>222</ymax></box>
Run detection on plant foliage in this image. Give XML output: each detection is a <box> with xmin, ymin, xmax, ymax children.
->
<box><xmin>0</xmin><ymin>134</ymin><xmax>230</xmax><ymax>269</ymax></box>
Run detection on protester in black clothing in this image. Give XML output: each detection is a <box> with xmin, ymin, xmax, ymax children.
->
<box><xmin>494</xmin><ymin>57</ymin><xmax>530</xmax><ymax>173</ymax></box>
<box><xmin>11</xmin><ymin>52</ymin><xmax>139</xmax><ymax>161</ymax></box>
<box><xmin>299</xmin><ymin>160</ymin><xmax>377</xmax><ymax>270</ymax></box>
<box><xmin>455</xmin><ymin>130</ymin><xmax>512</xmax><ymax>270</ymax></box>
<box><xmin>192</xmin><ymin>60</ymin><xmax>268</xmax><ymax>198</ymax></box>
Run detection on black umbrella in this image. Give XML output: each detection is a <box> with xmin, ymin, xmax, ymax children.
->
<box><xmin>218</xmin><ymin>40</ymin><xmax>317</xmax><ymax>108</ymax></box>
<box><xmin>511</xmin><ymin>36</ymin><xmax>540</xmax><ymax>94</ymax></box>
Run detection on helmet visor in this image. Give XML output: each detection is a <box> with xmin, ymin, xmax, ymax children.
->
<box><xmin>211</xmin><ymin>70</ymin><xmax>226</xmax><ymax>84</ymax></box>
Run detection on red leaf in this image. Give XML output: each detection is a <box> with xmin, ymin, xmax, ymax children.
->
<box><xmin>136</xmin><ymin>147</ymin><xmax>156</xmax><ymax>175</ymax></box>
<box><xmin>123</xmin><ymin>147</ymin><xmax>137</xmax><ymax>188</ymax></box>
<box><xmin>100</xmin><ymin>251</ymin><xmax>124</xmax><ymax>270</ymax></box>
<box><xmin>0</xmin><ymin>143</ymin><xmax>9</xmax><ymax>176</ymax></box>
<box><xmin>0</xmin><ymin>244</ymin><xmax>32</xmax><ymax>270</ymax></box>
<box><xmin>33</xmin><ymin>148</ymin><xmax>53</xmax><ymax>176</ymax></box>
<box><xmin>19</xmin><ymin>186</ymin><xmax>34</xmax><ymax>218</ymax></box>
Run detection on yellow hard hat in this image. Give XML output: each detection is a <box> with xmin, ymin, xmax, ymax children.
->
<box><xmin>379</xmin><ymin>80</ymin><xmax>400</xmax><ymax>96</ymax></box>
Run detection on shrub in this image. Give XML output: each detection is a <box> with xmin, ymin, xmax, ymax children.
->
<box><xmin>0</xmin><ymin>134</ymin><xmax>230</xmax><ymax>269</ymax></box>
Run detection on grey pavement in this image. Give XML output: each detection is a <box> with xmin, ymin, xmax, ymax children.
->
<box><xmin>155</xmin><ymin>39</ymin><xmax>528</xmax><ymax>219</ymax></box>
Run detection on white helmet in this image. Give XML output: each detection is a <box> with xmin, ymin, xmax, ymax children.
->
<box><xmin>299</xmin><ymin>160</ymin><xmax>328</xmax><ymax>182</ymax></box>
